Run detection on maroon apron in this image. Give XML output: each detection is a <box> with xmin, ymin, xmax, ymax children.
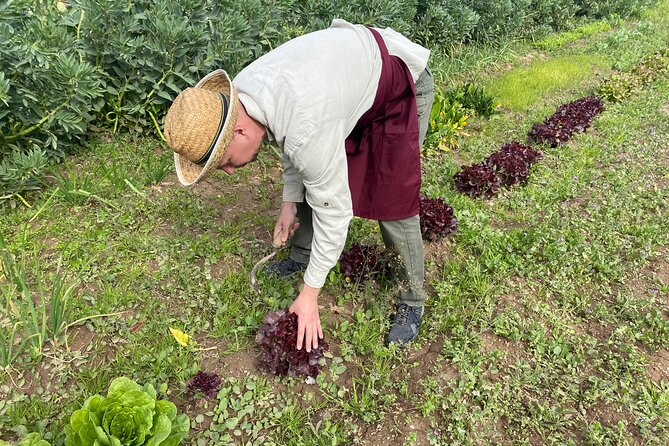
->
<box><xmin>345</xmin><ymin>27</ymin><xmax>421</xmax><ymax>221</ymax></box>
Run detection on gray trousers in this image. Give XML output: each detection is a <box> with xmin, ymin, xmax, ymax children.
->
<box><xmin>289</xmin><ymin>67</ymin><xmax>435</xmax><ymax>306</ymax></box>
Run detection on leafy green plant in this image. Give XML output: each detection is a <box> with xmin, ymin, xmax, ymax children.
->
<box><xmin>444</xmin><ymin>82</ymin><xmax>500</xmax><ymax>117</ymax></box>
<box><xmin>0</xmin><ymin>433</ymin><xmax>51</xmax><ymax>446</ymax></box>
<box><xmin>423</xmin><ymin>90</ymin><xmax>469</xmax><ymax>156</ymax></box>
<box><xmin>632</xmin><ymin>49</ymin><xmax>669</xmax><ymax>83</ymax></box>
<box><xmin>598</xmin><ymin>48</ymin><xmax>669</xmax><ymax>102</ymax></box>
<box><xmin>141</xmin><ymin>153</ymin><xmax>173</xmax><ymax>185</ymax></box>
<box><xmin>64</xmin><ymin>376</ymin><xmax>190</xmax><ymax>446</ymax></box>
<box><xmin>598</xmin><ymin>72</ymin><xmax>639</xmax><ymax>102</ymax></box>
<box><xmin>0</xmin><ymin>233</ymin><xmax>81</xmax><ymax>363</ymax></box>
<box><xmin>0</xmin><ymin>149</ymin><xmax>49</xmax><ymax>203</ymax></box>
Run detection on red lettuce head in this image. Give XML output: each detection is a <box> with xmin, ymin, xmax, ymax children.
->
<box><xmin>339</xmin><ymin>243</ymin><xmax>389</xmax><ymax>283</ymax></box>
<box><xmin>454</xmin><ymin>162</ymin><xmax>500</xmax><ymax>198</ymax></box>
<box><xmin>187</xmin><ymin>371</ymin><xmax>222</xmax><ymax>398</ymax></box>
<box><xmin>256</xmin><ymin>310</ymin><xmax>328</xmax><ymax>378</ymax></box>
<box><xmin>419</xmin><ymin>196</ymin><xmax>458</xmax><ymax>240</ymax></box>
<box><xmin>486</xmin><ymin>141</ymin><xmax>542</xmax><ymax>186</ymax></box>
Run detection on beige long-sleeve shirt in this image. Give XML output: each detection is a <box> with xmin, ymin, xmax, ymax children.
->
<box><xmin>233</xmin><ymin>20</ymin><xmax>430</xmax><ymax>288</ymax></box>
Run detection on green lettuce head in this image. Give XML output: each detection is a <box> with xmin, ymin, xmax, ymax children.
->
<box><xmin>65</xmin><ymin>377</ymin><xmax>189</xmax><ymax>446</ymax></box>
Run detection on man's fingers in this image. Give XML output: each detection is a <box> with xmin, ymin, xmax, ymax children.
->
<box><xmin>318</xmin><ymin>322</ymin><xmax>324</xmax><ymax>340</ymax></box>
<box><xmin>288</xmin><ymin>222</ymin><xmax>300</xmax><ymax>240</ymax></box>
<box><xmin>305</xmin><ymin>327</ymin><xmax>313</xmax><ymax>352</ymax></box>
<box><xmin>296</xmin><ymin>320</ymin><xmax>305</xmax><ymax>350</ymax></box>
<box><xmin>273</xmin><ymin>225</ymin><xmax>285</xmax><ymax>247</ymax></box>
<box><xmin>313</xmin><ymin>326</ymin><xmax>320</xmax><ymax>349</ymax></box>
<box><xmin>273</xmin><ymin>224</ymin><xmax>283</xmax><ymax>238</ymax></box>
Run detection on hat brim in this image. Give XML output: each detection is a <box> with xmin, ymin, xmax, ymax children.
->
<box><xmin>174</xmin><ymin>69</ymin><xmax>238</xmax><ymax>186</ymax></box>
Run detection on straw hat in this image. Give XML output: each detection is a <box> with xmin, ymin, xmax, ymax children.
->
<box><xmin>164</xmin><ymin>69</ymin><xmax>239</xmax><ymax>186</ymax></box>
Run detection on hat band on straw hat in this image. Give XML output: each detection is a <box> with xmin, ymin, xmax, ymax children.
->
<box><xmin>195</xmin><ymin>92</ymin><xmax>230</xmax><ymax>166</ymax></box>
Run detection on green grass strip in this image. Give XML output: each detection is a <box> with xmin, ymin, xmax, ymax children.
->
<box><xmin>534</xmin><ymin>20</ymin><xmax>612</xmax><ymax>50</ymax></box>
<box><xmin>485</xmin><ymin>54</ymin><xmax>608</xmax><ymax>111</ymax></box>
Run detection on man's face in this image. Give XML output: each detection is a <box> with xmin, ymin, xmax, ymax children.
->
<box><xmin>217</xmin><ymin>138</ymin><xmax>261</xmax><ymax>175</ymax></box>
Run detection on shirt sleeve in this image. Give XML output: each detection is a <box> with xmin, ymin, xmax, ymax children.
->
<box><xmin>281</xmin><ymin>152</ymin><xmax>305</xmax><ymax>202</ymax></box>
<box><xmin>284</xmin><ymin>118</ymin><xmax>353</xmax><ymax>288</ymax></box>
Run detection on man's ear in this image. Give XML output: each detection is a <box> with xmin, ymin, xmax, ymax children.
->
<box><xmin>234</xmin><ymin>124</ymin><xmax>244</xmax><ymax>134</ymax></box>
<box><xmin>233</xmin><ymin>124</ymin><xmax>247</xmax><ymax>140</ymax></box>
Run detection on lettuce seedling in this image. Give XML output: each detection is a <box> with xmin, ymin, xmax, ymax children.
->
<box><xmin>256</xmin><ymin>310</ymin><xmax>328</xmax><ymax>378</ymax></box>
<box><xmin>486</xmin><ymin>141</ymin><xmax>543</xmax><ymax>186</ymax></box>
<box><xmin>453</xmin><ymin>161</ymin><xmax>500</xmax><ymax>198</ymax></box>
<box><xmin>419</xmin><ymin>196</ymin><xmax>458</xmax><ymax>240</ymax></box>
<box><xmin>20</xmin><ymin>435</ymin><xmax>50</xmax><ymax>446</ymax></box>
<box><xmin>187</xmin><ymin>371</ymin><xmax>222</xmax><ymax>398</ymax></box>
<box><xmin>339</xmin><ymin>243</ymin><xmax>389</xmax><ymax>283</ymax></box>
<box><xmin>64</xmin><ymin>377</ymin><xmax>189</xmax><ymax>446</ymax></box>
<box><xmin>0</xmin><ymin>433</ymin><xmax>50</xmax><ymax>446</ymax></box>
<box><xmin>528</xmin><ymin>96</ymin><xmax>605</xmax><ymax>146</ymax></box>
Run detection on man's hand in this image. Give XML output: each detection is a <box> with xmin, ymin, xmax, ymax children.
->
<box><xmin>289</xmin><ymin>284</ymin><xmax>323</xmax><ymax>352</ymax></box>
<box><xmin>273</xmin><ymin>201</ymin><xmax>300</xmax><ymax>247</ymax></box>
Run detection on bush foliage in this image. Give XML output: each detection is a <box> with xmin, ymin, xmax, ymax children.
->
<box><xmin>0</xmin><ymin>0</ymin><xmax>658</xmax><ymax>197</ymax></box>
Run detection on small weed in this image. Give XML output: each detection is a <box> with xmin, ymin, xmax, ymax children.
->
<box><xmin>95</xmin><ymin>159</ymin><xmax>132</xmax><ymax>193</ymax></box>
<box><xmin>51</xmin><ymin>169</ymin><xmax>94</xmax><ymax>206</ymax></box>
<box><xmin>337</xmin><ymin>376</ymin><xmax>390</xmax><ymax>423</ymax></box>
<box><xmin>140</xmin><ymin>152</ymin><xmax>172</xmax><ymax>185</ymax></box>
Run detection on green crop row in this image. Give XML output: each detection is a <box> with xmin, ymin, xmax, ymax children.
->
<box><xmin>598</xmin><ymin>47</ymin><xmax>669</xmax><ymax>102</ymax></box>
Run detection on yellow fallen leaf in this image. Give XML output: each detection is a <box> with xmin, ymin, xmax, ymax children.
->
<box><xmin>169</xmin><ymin>327</ymin><xmax>191</xmax><ymax>347</ymax></box>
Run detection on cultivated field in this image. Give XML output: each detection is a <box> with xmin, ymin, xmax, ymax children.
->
<box><xmin>1</xmin><ymin>2</ymin><xmax>668</xmax><ymax>445</ymax></box>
